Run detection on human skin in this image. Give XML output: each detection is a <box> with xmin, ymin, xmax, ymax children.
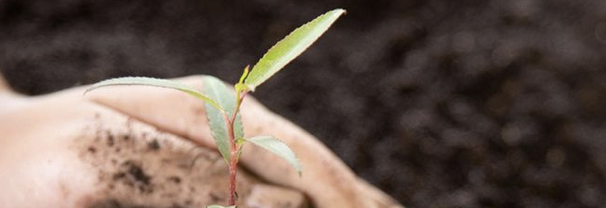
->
<box><xmin>0</xmin><ymin>74</ymin><xmax>403</xmax><ymax>208</ymax></box>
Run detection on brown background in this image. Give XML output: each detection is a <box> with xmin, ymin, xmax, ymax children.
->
<box><xmin>2</xmin><ymin>0</ymin><xmax>606</xmax><ymax>207</ymax></box>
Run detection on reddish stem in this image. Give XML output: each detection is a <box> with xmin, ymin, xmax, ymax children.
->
<box><xmin>226</xmin><ymin>90</ymin><xmax>248</xmax><ymax>206</ymax></box>
<box><xmin>228</xmin><ymin>151</ymin><xmax>238</xmax><ymax>205</ymax></box>
<box><xmin>224</xmin><ymin>115</ymin><xmax>238</xmax><ymax>206</ymax></box>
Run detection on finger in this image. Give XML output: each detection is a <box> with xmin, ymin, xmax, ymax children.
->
<box><xmin>238</xmin><ymin>98</ymin><xmax>384</xmax><ymax>208</ymax></box>
<box><xmin>85</xmin><ymin>75</ymin><xmax>216</xmax><ymax>149</ymax></box>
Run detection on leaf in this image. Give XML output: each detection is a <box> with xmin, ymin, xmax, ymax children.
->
<box><xmin>238</xmin><ymin>65</ymin><xmax>250</xmax><ymax>84</ymax></box>
<box><xmin>202</xmin><ymin>76</ymin><xmax>244</xmax><ymax>164</ymax></box>
<box><xmin>244</xmin><ymin>9</ymin><xmax>346</xmax><ymax>91</ymax></box>
<box><xmin>85</xmin><ymin>77</ymin><xmax>223</xmax><ymax>111</ymax></box>
<box><xmin>207</xmin><ymin>205</ymin><xmax>236</xmax><ymax>208</ymax></box>
<box><xmin>246</xmin><ymin>136</ymin><xmax>302</xmax><ymax>176</ymax></box>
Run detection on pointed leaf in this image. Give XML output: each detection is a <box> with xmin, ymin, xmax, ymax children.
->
<box><xmin>85</xmin><ymin>77</ymin><xmax>223</xmax><ymax>111</ymax></box>
<box><xmin>246</xmin><ymin>136</ymin><xmax>302</xmax><ymax>176</ymax></box>
<box><xmin>244</xmin><ymin>9</ymin><xmax>346</xmax><ymax>91</ymax></box>
<box><xmin>202</xmin><ymin>76</ymin><xmax>244</xmax><ymax>164</ymax></box>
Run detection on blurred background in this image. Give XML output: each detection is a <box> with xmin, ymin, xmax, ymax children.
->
<box><xmin>1</xmin><ymin>0</ymin><xmax>606</xmax><ymax>207</ymax></box>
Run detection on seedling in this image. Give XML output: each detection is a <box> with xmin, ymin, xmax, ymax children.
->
<box><xmin>85</xmin><ymin>9</ymin><xmax>345</xmax><ymax>208</ymax></box>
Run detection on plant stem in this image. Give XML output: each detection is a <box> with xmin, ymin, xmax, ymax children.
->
<box><xmin>225</xmin><ymin>115</ymin><xmax>238</xmax><ymax>206</ymax></box>
<box><xmin>228</xmin><ymin>148</ymin><xmax>238</xmax><ymax>205</ymax></box>
<box><xmin>226</xmin><ymin>90</ymin><xmax>247</xmax><ymax>206</ymax></box>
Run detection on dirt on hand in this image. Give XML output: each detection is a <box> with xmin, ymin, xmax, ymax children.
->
<box><xmin>77</xmin><ymin>113</ymin><xmax>306</xmax><ymax>208</ymax></box>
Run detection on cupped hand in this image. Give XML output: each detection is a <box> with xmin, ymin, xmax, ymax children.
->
<box><xmin>0</xmin><ymin>74</ymin><xmax>403</xmax><ymax>208</ymax></box>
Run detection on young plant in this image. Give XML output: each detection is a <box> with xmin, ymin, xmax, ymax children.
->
<box><xmin>85</xmin><ymin>9</ymin><xmax>345</xmax><ymax>208</ymax></box>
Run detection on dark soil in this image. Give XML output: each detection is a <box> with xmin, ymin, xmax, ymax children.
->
<box><xmin>77</xmin><ymin>114</ymin><xmax>231</xmax><ymax>208</ymax></box>
<box><xmin>2</xmin><ymin>0</ymin><xmax>606</xmax><ymax>207</ymax></box>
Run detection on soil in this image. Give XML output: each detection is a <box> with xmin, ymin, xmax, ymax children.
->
<box><xmin>77</xmin><ymin>113</ymin><xmax>240</xmax><ymax>208</ymax></box>
<box><xmin>76</xmin><ymin>112</ymin><xmax>306</xmax><ymax>208</ymax></box>
<box><xmin>2</xmin><ymin>0</ymin><xmax>606</xmax><ymax>207</ymax></box>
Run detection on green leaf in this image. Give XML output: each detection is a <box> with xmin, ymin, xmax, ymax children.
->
<box><xmin>244</xmin><ymin>9</ymin><xmax>346</xmax><ymax>91</ymax></box>
<box><xmin>84</xmin><ymin>77</ymin><xmax>223</xmax><ymax>111</ymax></box>
<box><xmin>238</xmin><ymin>65</ymin><xmax>250</xmax><ymax>85</ymax></box>
<box><xmin>207</xmin><ymin>205</ymin><xmax>236</xmax><ymax>208</ymax></box>
<box><xmin>202</xmin><ymin>76</ymin><xmax>244</xmax><ymax>164</ymax></box>
<box><xmin>246</xmin><ymin>136</ymin><xmax>302</xmax><ymax>176</ymax></box>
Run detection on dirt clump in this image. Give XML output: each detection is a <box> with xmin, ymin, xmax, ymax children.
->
<box><xmin>74</xmin><ymin>113</ymin><xmax>304</xmax><ymax>208</ymax></box>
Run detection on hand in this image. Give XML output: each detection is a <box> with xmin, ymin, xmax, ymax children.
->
<box><xmin>0</xmin><ymin>74</ymin><xmax>403</xmax><ymax>208</ymax></box>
